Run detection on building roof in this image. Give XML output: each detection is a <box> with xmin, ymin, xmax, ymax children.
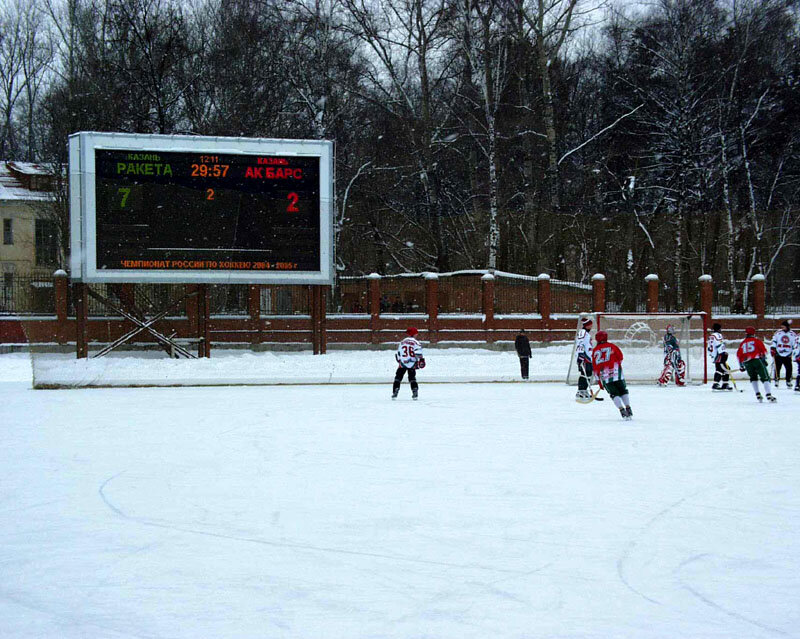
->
<box><xmin>0</xmin><ymin>161</ymin><xmax>55</xmax><ymax>202</ymax></box>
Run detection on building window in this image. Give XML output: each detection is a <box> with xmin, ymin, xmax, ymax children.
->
<box><xmin>35</xmin><ymin>219</ymin><xmax>58</xmax><ymax>266</ymax></box>
<box><xmin>3</xmin><ymin>219</ymin><xmax>12</xmax><ymax>245</ymax></box>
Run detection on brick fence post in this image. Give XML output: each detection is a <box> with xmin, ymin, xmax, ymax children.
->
<box><xmin>53</xmin><ymin>269</ymin><xmax>68</xmax><ymax>344</ymax></box>
<box><xmin>699</xmin><ymin>274</ymin><xmax>713</xmax><ymax>321</ymax></box>
<box><xmin>425</xmin><ymin>272</ymin><xmax>439</xmax><ymax>343</ymax></box>
<box><xmin>481</xmin><ymin>273</ymin><xmax>495</xmax><ymax>342</ymax></box>
<box><xmin>645</xmin><ymin>274</ymin><xmax>659</xmax><ymax>313</ymax></box>
<box><xmin>751</xmin><ymin>274</ymin><xmax>766</xmax><ymax>318</ymax></box>
<box><xmin>591</xmin><ymin>273</ymin><xmax>606</xmax><ymax>313</ymax></box>
<box><xmin>537</xmin><ymin>273</ymin><xmax>551</xmax><ymax>321</ymax></box>
<box><xmin>368</xmin><ymin>273</ymin><xmax>381</xmax><ymax>344</ymax></box>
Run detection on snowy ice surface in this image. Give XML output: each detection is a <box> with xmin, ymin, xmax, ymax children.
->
<box><xmin>1</xmin><ymin>351</ymin><xmax>799</xmax><ymax>638</ymax></box>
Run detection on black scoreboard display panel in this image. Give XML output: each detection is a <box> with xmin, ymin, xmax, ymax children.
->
<box><xmin>69</xmin><ymin>133</ymin><xmax>333</xmax><ymax>284</ymax></box>
<box><xmin>95</xmin><ymin>150</ymin><xmax>320</xmax><ymax>271</ymax></box>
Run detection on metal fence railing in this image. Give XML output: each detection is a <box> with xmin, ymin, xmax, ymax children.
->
<box><xmin>713</xmin><ymin>280</ymin><xmax>753</xmax><ymax>315</ymax></box>
<box><xmin>260</xmin><ymin>285</ymin><xmax>310</xmax><ymax>315</ymax></box>
<box><xmin>380</xmin><ymin>275</ymin><xmax>426</xmax><ymax>314</ymax></box>
<box><xmin>437</xmin><ymin>274</ymin><xmax>481</xmax><ymax>313</ymax></box>
<box><xmin>333</xmin><ymin>277</ymin><xmax>369</xmax><ymax>314</ymax></box>
<box><xmin>551</xmin><ymin>280</ymin><xmax>592</xmax><ymax>314</ymax></box>
<box><xmin>494</xmin><ymin>274</ymin><xmax>537</xmax><ymax>314</ymax></box>
<box><xmin>0</xmin><ymin>276</ymin><xmax>55</xmax><ymax>314</ymax></box>
<box><xmin>767</xmin><ymin>279</ymin><xmax>800</xmax><ymax>315</ymax></box>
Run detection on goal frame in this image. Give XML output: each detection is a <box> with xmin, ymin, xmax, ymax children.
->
<box><xmin>566</xmin><ymin>312</ymin><xmax>708</xmax><ymax>385</ymax></box>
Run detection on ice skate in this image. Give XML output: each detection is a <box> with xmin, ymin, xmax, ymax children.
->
<box><xmin>755</xmin><ymin>392</ymin><xmax>763</xmax><ymax>402</ymax></box>
<box><xmin>795</xmin><ymin>385</ymin><xmax>800</xmax><ymax>393</ymax></box>
<box><xmin>625</xmin><ymin>406</ymin><xmax>633</xmax><ymax>420</ymax></box>
<box><xmin>711</xmin><ymin>382</ymin><xmax>721</xmax><ymax>390</ymax></box>
<box><xmin>412</xmin><ymin>389</ymin><xmax>418</xmax><ymax>400</ymax></box>
<box><xmin>787</xmin><ymin>381</ymin><xmax>792</xmax><ymax>389</ymax></box>
<box><xmin>720</xmin><ymin>383</ymin><xmax>733</xmax><ymax>391</ymax></box>
<box><xmin>391</xmin><ymin>389</ymin><xmax>398</xmax><ymax>400</ymax></box>
<box><xmin>619</xmin><ymin>407</ymin><xmax>628</xmax><ymax>420</ymax></box>
<box><xmin>766</xmin><ymin>393</ymin><xmax>777</xmax><ymax>403</ymax></box>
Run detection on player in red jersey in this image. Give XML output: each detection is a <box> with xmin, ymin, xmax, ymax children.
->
<box><xmin>591</xmin><ymin>331</ymin><xmax>633</xmax><ymax>421</ymax></box>
<box><xmin>736</xmin><ymin>326</ymin><xmax>776</xmax><ymax>402</ymax></box>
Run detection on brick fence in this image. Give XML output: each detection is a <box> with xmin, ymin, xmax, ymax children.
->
<box><xmin>0</xmin><ymin>271</ymin><xmax>795</xmax><ymax>354</ymax></box>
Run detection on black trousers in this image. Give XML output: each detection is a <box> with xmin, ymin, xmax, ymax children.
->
<box><xmin>577</xmin><ymin>359</ymin><xmax>593</xmax><ymax>390</ymax></box>
<box><xmin>393</xmin><ymin>366</ymin><xmax>418</xmax><ymax>392</ymax></box>
<box><xmin>519</xmin><ymin>356</ymin><xmax>530</xmax><ymax>379</ymax></box>
<box><xmin>775</xmin><ymin>354</ymin><xmax>792</xmax><ymax>382</ymax></box>
<box><xmin>713</xmin><ymin>352</ymin><xmax>730</xmax><ymax>383</ymax></box>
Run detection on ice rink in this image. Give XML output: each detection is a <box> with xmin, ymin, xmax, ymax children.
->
<box><xmin>2</xmin><ymin>352</ymin><xmax>799</xmax><ymax>638</ymax></box>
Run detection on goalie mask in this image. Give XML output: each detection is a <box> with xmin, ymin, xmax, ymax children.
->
<box><xmin>666</xmin><ymin>324</ymin><xmax>675</xmax><ymax>335</ymax></box>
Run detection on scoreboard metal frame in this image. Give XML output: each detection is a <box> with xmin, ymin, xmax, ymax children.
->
<box><xmin>69</xmin><ymin>132</ymin><xmax>334</xmax><ymax>284</ymax></box>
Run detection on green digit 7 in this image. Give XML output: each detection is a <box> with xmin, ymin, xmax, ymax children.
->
<box><xmin>118</xmin><ymin>187</ymin><xmax>131</xmax><ymax>208</ymax></box>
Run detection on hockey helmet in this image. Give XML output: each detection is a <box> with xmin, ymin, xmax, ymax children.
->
<box><xmin>581</xmin><ymin>317</ymin><xmax>593</xmax><ymax>327</ymax></box>
<box><xmin>595</xmin><ymin>330</ymin><xmax>608</xmax><ymax>344</ymax></box>
<box><xmin>665</xmin><ymin>324</ymin><xmax>675</xmax><ymax>334</ymax></box>
<box><xmin>406</xmin><ymin>327</ymin><xmax>419</xmax><ymax>337</ymax></box>
<box><xmin>781</xmin><ymin>319</ymin><xmax>791</xmax><ymax>329</ymax></box>
<box><xmin>745</xmin><ymin>326</ymin><xmax>756</xmax><ymax>336</ymax></box>
<box><xmin>712</xmin><ymin>322</ymin><xmax>722</xmax><ymax>332</ymax></box>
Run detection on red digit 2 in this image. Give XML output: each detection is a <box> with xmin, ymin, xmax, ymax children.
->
<box><xmin>287</xmin><ymin>192</ymin><xmax>299</xmax><ymax>212</ymax></box>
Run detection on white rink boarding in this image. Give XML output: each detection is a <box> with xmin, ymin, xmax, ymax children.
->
<box><xmin>20</xmin><ymin>343</ymin><xmax>708</xmax><ymax>388</ymax></box>
<box><xmin>2</xmin><ymin>349</ymin><xmax>799</xmax><ymax>638</ymax></box>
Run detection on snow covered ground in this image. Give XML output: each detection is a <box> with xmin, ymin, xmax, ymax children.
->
<box><xmin>1</xmin><ymin>350</ymin><xmax>799</xmax><ymax>638</ymax></box>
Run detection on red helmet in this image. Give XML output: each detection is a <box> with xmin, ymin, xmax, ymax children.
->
<box><xmin>406</xmin><ymin>327</ymin><xmax>419</xmax><ymax>337</ymax></box>
<box><xmin>745</xmin><ymin>326</ymin><xmax>756</xmax><ymax>336</ymax></box>
<box><xmin>595</xmin><ymin>330</ymin><xmax>608</xmax><ymax>343</ymax></box>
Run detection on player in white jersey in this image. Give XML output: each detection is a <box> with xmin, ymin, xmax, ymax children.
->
<box><xmin>707</xmin><ymin>322</ymin><xmax>732</xmax><ymax>390</ymax></box>
<box><xmin>770</xmin><ymin>320</ymin><xmax>797</xmax><ymax>388</ymax></box>
<box><xmin>794</xmin><ymin>336</ymin><xmax>800</xmax><ymax>393</ymax></box>
<box><xmin>392</xmin><ymin>327</ymin><xmax>425</xmax><ymax>400</ymax></box>
<box><xmin>575</xmin><ymin>317</ymin><xmax>594</xmax><ymax>400</ymax></box>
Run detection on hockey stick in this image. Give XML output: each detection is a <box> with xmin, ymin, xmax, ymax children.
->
<box><xmin>576</xmin><ymin>369</ymin><xmax>604</xmax><ymax>403</ymax></box>
<box><xmin>723</xmin><ymin>362</ymin><xmax>744</xmax><ymax>393</ymax></box>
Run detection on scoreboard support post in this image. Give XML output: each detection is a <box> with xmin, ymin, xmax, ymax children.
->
<box><xmin>197</xmin><ymin>284</ymin><xmax>211</xmax><ymax>358</ymax></box>
<box><xmin>75</xmin><ymin>283</ymin><xmax>88</xmax><ymax>359</ymax></box>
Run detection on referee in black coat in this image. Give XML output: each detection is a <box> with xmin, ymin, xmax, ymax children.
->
<box><xmin>515</xmin><ymin>328</ymin><xmax>532</xmax><ymax>379</ymax></box>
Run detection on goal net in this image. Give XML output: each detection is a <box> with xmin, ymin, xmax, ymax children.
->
<box><xmin>566</xmin><ymin>313</ymin><xmax>708</xmax><ymax>385</ymax></box>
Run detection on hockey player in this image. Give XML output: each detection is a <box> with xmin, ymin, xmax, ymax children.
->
<box><xmin>770</xmin><ymin>320</ymin><xmax>797</xmax><ymax>388</ymax></box>
<box><xmin>707</xmin><ymin>322</ymin><xmax>731</xmax><ymax>390</ymax></box>
<box><xmin>736</xmin><ymin>326</ymin><xmax>776</xmax><ymax>403</ymax></box>
<box><xmin>794</xmin><ymin>335</ymin><xmax>800</xmax><ymax>393</ymax></box>
<box><xmin>591</xmin><ymin>331</ymin><xmax>633</xmax><ymax>420</ymax></box>
<box><xmin>657</xmin><ymin>324</ymin><xmax>686</xmax><ymax>387</ymax></box>
<box><xmin>392</xmin><ymin>327</ymin><xmax>425</xmax><ymax>400</ymax></box>
<box><xmin>575</xmin><ymin>317</ymin><xmax>594</xmax><ymax>400</ymax></box>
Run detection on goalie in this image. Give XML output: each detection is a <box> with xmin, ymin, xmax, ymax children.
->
<box><xmin>657</xmin><ymin>324</ymin><xmax>686</xmax><ymax>387</ymax></box>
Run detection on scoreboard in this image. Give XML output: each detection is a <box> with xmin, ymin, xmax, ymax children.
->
<box><xmin>69</xmin><ymin>132</ymin><xmax>333</xmax><ymax>284</ymax></box>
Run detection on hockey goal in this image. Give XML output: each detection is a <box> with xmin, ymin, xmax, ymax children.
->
<box><xmin>566</xmin><ymin>313</ymin><xmax>708</xmax><ymax>385</ymax></box>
